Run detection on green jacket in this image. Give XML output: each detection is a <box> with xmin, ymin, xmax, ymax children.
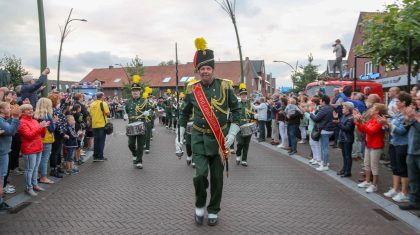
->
<box><xmin>179</xmin><ymin>78</ymin><xmax>240</xmax><ymax>156</ymax></box>
<box><xmin>238</xmin><ymin>100</ymin><xmax>254</xmax><ymax>126</ymax></box>
<box><xmin>125</xmin><ymin>97</ymin><xmax>153</xmax><ymax>124</ymax></box>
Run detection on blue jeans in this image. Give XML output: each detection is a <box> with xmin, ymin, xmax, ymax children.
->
<box><xmin>287</xmin><ymin>124</ymin><xmax>298</xmax><ymax>152</ymax></box>
<box><xmin>23</xmin><ymin>152</ymin><xmax>42</xmax><ymax>190</ymax></box>
<box><xmin>407</xmin><ymin>154</ymin><xmax>420</xmax><ymax>206</ymax></box>
<box><xmin>40</xmin><ymin>144</ymin><xmax>52</xmax><ymax>177</ymax></box>
<box><xmin>340</xmin><ymin>142</ymin><xmax>353</xmax><ymax>174</ymax></box>
<box><xmin>93</xmin><ymin>128</ymin><xmax>106</xmax><ymax>159</ymax></box>
<box><xmin>320</xmin><ymin>133</ymin><xmax>333</xmax><ymax>167</ymax></box>
<box><xmin>258</xmin><ymin>120</ymin><xmax>266</xmax><ymax>140</ymax></box>
<box><xmin>0</xmin><ymin>153</ymin><xmax>8</xmax><ymax>186</ymax></box>
<box><xmin>66</xmin><ymin>147</ymin><xmax>76</xmax><ymax>162</ymax></box>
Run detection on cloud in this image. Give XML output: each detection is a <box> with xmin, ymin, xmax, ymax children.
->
<box><xmin>0</xmin><ymin>0</ymin><xmax>389</xmax><ymax>84</ymax></box>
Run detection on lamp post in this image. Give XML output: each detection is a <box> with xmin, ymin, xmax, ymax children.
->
<box><xmin>57</xmin><ymin>8</ymin><xmax>87</xmax><ymax>91</ymax></box>
<box><xmin>273</xmin><ymin>60</ymin><xmax>299</xmax><ymax>89</ymax></box>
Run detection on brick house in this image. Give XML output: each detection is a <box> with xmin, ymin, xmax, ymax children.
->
<box><xmin>80</xmin><ymin>59</ymin><xmax>275</xmax><ymax>98</ymax></box>
<box><xmin>347</xmin><ymin>12</ymin><xmax>418</xmax><ymax>90</ymax></box>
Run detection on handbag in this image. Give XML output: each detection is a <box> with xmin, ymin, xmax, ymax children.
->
<box><xmin>311</xmin><ymin>124</ymin><xmax>321</xmax><ymax>141</ymax></box>
<box><xmin>100</xmin><ymin>102</ymin><xmax>113</xmax><ymax>135</ymax></box>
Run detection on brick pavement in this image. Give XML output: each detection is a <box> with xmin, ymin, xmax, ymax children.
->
<box><xmin>0</xmin><ymin>119</ymin><xmax>417</xmax><ymax>234</ymax></box>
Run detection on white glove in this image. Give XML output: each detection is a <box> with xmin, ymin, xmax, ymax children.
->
<box><xmin>224</xmin><ymin>123</ymin><xmax>240</xmax><ymax>149</ymax></box>
<box><xmin>175</xmin><ymin>126</ymin><xmax>185</xmax><ymax>153</ymax></box>
<box><xmin>143</xmin><ymin>111</ymin><xmax>150</xmax><ymax>117</ymax></box>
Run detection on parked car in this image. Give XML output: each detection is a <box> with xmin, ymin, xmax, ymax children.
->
<box><xmin>305</xmin><ymin>80</ymin><xmax>384</xmax><ymax>101</ymax></box>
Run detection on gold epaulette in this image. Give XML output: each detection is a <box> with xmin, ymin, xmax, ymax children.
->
<box><xmin>185</xmin><ymin>80</ymin><xmax>200</xmax><ymax>94</ymax></box>
<box><xmin>217</xmin><ymin>77</ymin><xmax>233</xmax><ymax>90</ymax></box>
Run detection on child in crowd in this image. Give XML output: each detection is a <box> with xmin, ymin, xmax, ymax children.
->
<box><xmin>63</xmin><ymin>115</ymin><xmax>80</xmax><ymax>175</ymax></box>
<box><xmin>72</xmin><ymin>104</ymin><xmax>85</xmax><ymax>165</ymax></box>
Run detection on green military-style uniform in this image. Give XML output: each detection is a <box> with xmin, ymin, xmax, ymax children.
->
<box><xmin>164</xmin><ymin>99</ymin><xmax>173</xmax><ymax>128</ymax></box>
<box><xmin>236</xmin><ymin>99</ymin><xmax>254</xmax><ymax>165</ymax></box>
<box><xmin>144</xmin><ymin>98</ymin><xmax>155</xmax><ymax>152</ymax></box>
<box><xmin>179</xmin><ymin>77</ymin><xmax>240</xmax><ymax>215</ymax></box>
<box><xmin>125</xmin><ymin>95</ymin><xmax>153</xmax><ymax>167</ymax></box>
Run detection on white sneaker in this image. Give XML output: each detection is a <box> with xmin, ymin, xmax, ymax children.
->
<box><xmin>309</xmin><ymin>159</ymin><xmax>315</xmax><ymax>164</ymax></box>
<box><xmin>136</xmin><ymin>163</ymin><xmax>143</xmax><ymax>169</ymax></box>
<box><xmin>236</xmin><ymin>156</ymin><xmax>241</xmax><ymax>162</ymax></box>
<box><xmin>392</xmin><ymin>192</ymin><xmax>409</xmax><ymax>202</ymax></box>
<box><xmin>3</xmin><ymin>185</ymin><xmax>16</xmax><ymax>194</ymax></box>
<box><xmin>298</xmin><ymin>140</ymin><xmax>306</xmax><ymax>144</ymax></box>
<box><xmin>316</xmin><ymin>161</ymin><xmax>322</xmax><ymax>166</ymax></box>
<box><xmin>277</xmin><ymin>144</ymin><xmax>285</xmax><ymax>148</ymax></box>
<box><xmin>357</xmin><ymin>181</ymin><xmax>371</xmax><ymax>188</ymax></box>
<box><xmin>365</xmin><ymin>184</ymin><xmax>377</xmax><ymax>193</ymax></box>
<box><xmin>316</xmin><ymin>166</ymin><xmax>329</xmax><ymax>171</ymax></box>
<box><xmin>311</xmin><ymin>160</ymin><xmax>319</xmax><ymax>165</ymax></box>
<box><xmin>230</xmin><ymin>149</ymin><xmax>236</xmax><ymax>154</ymax></box>
<box><xmin>383</xmin><ymin>188</ymin><xmax>399</xmax><ymax>198</ymax></box>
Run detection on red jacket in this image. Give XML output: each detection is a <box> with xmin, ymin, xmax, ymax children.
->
<box><xmin>356</xmin><ymin>117</ymin><xmax>384</xmax><ymax>149</ymax></box>
<box><xmin>18</xmin><ymin>115</ymin><xmax>46</xmax><ymax>154</ymax></box>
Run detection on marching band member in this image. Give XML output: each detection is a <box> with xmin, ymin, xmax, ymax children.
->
<box><xmin>236</xmin><ymin>83</ymin><xmax>254</xmax><ymax>166</ymax></box>
<box><xmin>176</xmin><ymin>38</ymin><xmax>240</xmax><ymax>226</ymax></box>
<box><xmin>125</xmin><ymin>75</ymin><xmax>152</xmax><ymax>169</ymax></box>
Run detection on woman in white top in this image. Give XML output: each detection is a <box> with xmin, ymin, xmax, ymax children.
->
<box><xmin>252</xmin><ymin>97</ymin><xmax>268</xmax><ymax>142</ymax></box>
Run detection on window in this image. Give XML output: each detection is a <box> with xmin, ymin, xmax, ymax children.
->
<box><xmin>113</xmin><ymin>78</ymin><xmax>121</xmax><ymax>83</ymax></box>
<box><xmin>180</xmin><ymin>76</ymin><xmax>189</xmax><ymax>82</ymax></box>
<box><xmin>162</xmin><ymin>77</ymin><xmax>171</xmax><ymax>83</ymax></box>
<box><xmin>364</xmin><ymin>61</ymin><xmax>373</xmax><ymax>74</ymax></box>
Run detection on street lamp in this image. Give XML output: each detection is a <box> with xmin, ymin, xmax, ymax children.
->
<box><xmin>273</xmin><ymin>60</ymin><xmax>299</xmax><ymax>89</ymax></box>
<box><xmin>115</xmin><ymin>63</ymin><xmax>130</xmax><ymax>80</ymax></box>
<box><xmin>57</xmin><ymin>8</ymin><xmax>87</xmax><ymax>91</ymax></box>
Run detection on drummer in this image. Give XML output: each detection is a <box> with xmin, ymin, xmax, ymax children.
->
<box><xmin>236</xmin><ymin>83</ymin><xmax>254</xmax><ymax>166</ymax></box>
<box><xmin>125</xmin><ymin>75</ymin><xmax>152</xmax><ymax>169</ymax></box>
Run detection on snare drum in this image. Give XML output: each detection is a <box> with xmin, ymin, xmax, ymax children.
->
<box><xmin>126</xmin><ymin>121</ymin><xmax>145</xmax><ymax>136</ymax></box>
<box><xmin>240</xmin><ymin>122</ymin><xmax>257</xmax><ymax>137</ymax></box>
<box><xmin>186</xmin><ymin>122</ymin><xmax>193</xmax><ymax>135</ymax></box>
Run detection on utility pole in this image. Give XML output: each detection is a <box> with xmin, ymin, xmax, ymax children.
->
<box><xmin>37</xmin><ymin>0</ymin><xmax>48</xmax><ymax>96</ymax></box>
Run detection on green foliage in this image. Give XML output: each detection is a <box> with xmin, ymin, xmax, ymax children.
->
<box><xmin>291</xmin><ymin>54</ymin><xmax>320</xmax><ymax>93</ymax></box>
<box><xmin>158</xmin><ymin>60</ymin><xmax>176</xmax><ymax>66</ymax></box>
<box><xmin>356</xmin><ymin>0</ymin><xmax>420</xmax><ymax>73</ymax></box>
<box><xmin>0</xmin><ymin>55</ymin><xmax>29</xmax><ymax>87</ymax></box>
<box><xmin>125</xmin><ymin>55</ymin><xmax>145</xmax><ymax>77</ymax></box>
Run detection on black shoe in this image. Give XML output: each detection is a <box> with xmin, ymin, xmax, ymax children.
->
<box><xmin>399</xmin><ymin>204</ymin><xmax>420</xmax><ymax>211</ymax></box>
<box><xmin>195</xmin><ymin>214</ymin><xmax>204</xmax><ymax>225</ymax></box>
<box><xmin>0</xmin><ymin>202</ymin><xmax>12</xmax><ymax>211</ymax></box>
<box><xmin>337</xmin><ymin>170</ymin><xmax>345</xmax><ymax>175</ymax></box>
<box><xmin>208</xmin><ymin>217</ymin><xmax>218</xmax><ymax>226</ymax></box>
<box><xmin>57</xmin><ymin>167</ymin><xmax>65</xmax><ymax>174</ymax></box>
<box><xmin>341</xmin><ymin>173</ymin><xmax>352</xmax><ymax>177</ymax></box>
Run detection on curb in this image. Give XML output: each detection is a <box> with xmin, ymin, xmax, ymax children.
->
<box><xmin>252</xmin><ymin>138</ymin><xmax>420</xmax><ymax>233</ymax></box>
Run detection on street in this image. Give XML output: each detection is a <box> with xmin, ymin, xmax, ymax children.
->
<box><xmin>0</xmin><ymin>119</ymin><xmax>417</xmax><ymax>234</ymax></box>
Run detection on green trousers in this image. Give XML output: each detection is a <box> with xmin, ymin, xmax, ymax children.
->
<box><xmin>193</xmin><ymin>153</ymin><xmax>224</xmax><ymax>214</ymax></box>
<box><xmin>145</xmin><ymin>122</ymin><xmax>152</xmax><ymax>150</ymax></box>
<box><xmin>236</xmin><ymin>133</ymin><xmax>251</xmax><ymax>161</ymax></box>
<box><xmin>128</xmin><ymin>134</ymin><xmax>145</xmax><ymax>163</ymax></box>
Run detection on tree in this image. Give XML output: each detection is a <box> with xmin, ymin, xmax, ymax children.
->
<box><xmin>158</xmin><ymin>60</ymin><xmax>176</xmax><ymax>66</ymax></box>
<box><xmin>0</xmin><ymin>55</ymin><xmax>29</xmax><ymax>87</ymax></box>
<box><xmin>291</xmin><ymin>54</ymin><xmax>320</xmax><ymax>93</ymax></box>
<box><xmin>356</xmin><ymin>0</ymin><xmax>420</xmax><ymax>73</ymax></box>
<box><xmin>125</xmin><ymin>55</ymin><xmax>144</xmax><ymax>77</ymax></box>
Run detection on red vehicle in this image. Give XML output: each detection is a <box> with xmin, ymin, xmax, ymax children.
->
<box><xmin>305</xmin><ymin>80</ymin><xmax>384</xmax><ymax>101</ymax></box>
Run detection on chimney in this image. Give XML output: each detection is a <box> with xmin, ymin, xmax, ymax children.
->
<box><xmin>109</xmin><ymin>65</ymin><xmax>114</xmax><ymax>69</ymax></box>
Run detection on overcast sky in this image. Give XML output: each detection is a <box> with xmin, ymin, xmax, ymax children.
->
<box><xmin>0</xmin><ymin>0</ymin><xmax>390</xmax><ymax>87</ymax></box>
